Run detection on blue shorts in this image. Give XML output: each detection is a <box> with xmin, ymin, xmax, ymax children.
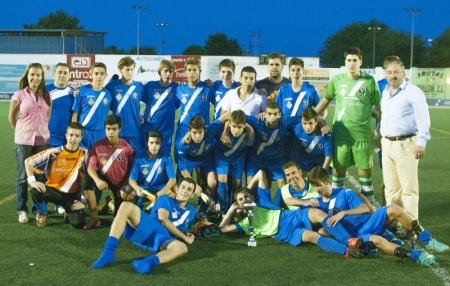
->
<box><xmin>274</xmin><ymin>208</ymin><xmax>312</xmax><ymax>246</ymax></box>
<box><xmin>181</xmin><ymin>157</ymin><xmax>216</xmax><ymax>176</ymax></box>
<box><xmin>357</xmin><ymin>206</ymin><xmax>389</xmax><ymax>239</ymax></box>
<box><xmin>246</xmin><ymin>157</ymin><xmax>285</xmax><ymax>180</ymax></box>
<box><xmin>81</xmin><ymin>129</ymin><xmax>104</xmax><ymax>150</ymax></box>
<box><xmin>123</xmin><ymin>209</ymin><xmax>175</xmax><ymax>253</ymax></box>
<box><xmin>123</xmin><ymin>135</ymin><xmax>144</xmax><ymax>154</ymax></box>
<box><xmin>216</xmin><ymin>156</ymin><xmax>245</xmax><ymax>179</ymax></box>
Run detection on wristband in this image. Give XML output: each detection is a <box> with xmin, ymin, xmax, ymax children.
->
<box><xmin>27</xmin><ymin>176</ymin><xmax>36</xmax><ymax>184</ymax></box>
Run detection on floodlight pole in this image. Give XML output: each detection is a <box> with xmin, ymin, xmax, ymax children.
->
<box><xmin>132</xmin><ymin>6</ymin><xmax>148</xmax><ymax>55</ymax></box>
<box><xmin>406</xmin><ymin>8</ymin><xmax>421</xmax><ymax>68</ymax></box>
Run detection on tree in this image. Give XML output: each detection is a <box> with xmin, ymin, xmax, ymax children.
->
<box><xmin>429</xmin><ymin>28</ymin><xmax>450</xmax><ymax>68</ymax></box>
<box><xmin>128</xmin><ymin>46</ymin><xmax>158</xmax><ymax>55</ymax></box>
<box><xmin>104</xmin><ymin>45</ymin><xmax>126</xmax><ymax>55</ymax></box>
<box><xmin>23</xmin><ymin>10</ymin><xmax>83</xmax><ymax>30</ymax></box>
<box><xmin>319</xmin><ymin>20</ymin><xmax>427</xmax><ymax>68</ymax></box>
<box><xmin>205</xmin><ymin>32</ymin><xmax>244</xmax><ymax>55</ymax></box>
<box><xmin>183</xmin><ymin>45</ymin><xmax>207</xmax><ymax>55</ymax></box>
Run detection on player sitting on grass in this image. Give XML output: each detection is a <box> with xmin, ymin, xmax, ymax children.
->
<box><xmin>25</xmin><ymin>122</ymin><xmax>88</xmax><ymax>228</ymax></box>
<box><xmin>219</xmin><ymin>170</ymin><xmax>365</xmax><ymax>258</ymax></box>
<box><xmin>92</xmin><ymin>177</ymin><xmax>197</xmax><ymax>274</ymax></box>
<box><xmin>308</xmin><ymin>166</ymin><xmax>448</xmax><ymax>267</ymax></box>
<box><xmin>122</xmin><ymin>130</ymin><xmax>176</xmax><ymax>207</ymax></box>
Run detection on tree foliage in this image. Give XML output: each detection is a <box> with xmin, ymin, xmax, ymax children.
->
<box><xmin>23</xmin><ymin>10</ymin><xmax>83</xmax><ymax>30</ymax></box>
<box><xmin>429</xmin><ymin>28</ymin><xmax>450</xmax><ymax>68</ymax></box>
<box><xmin>319</xmin><ymin>20</ymin><xmax>428</xmax><ymax>68</ymax></box>
<box><xmin>183</xmin><ymin>45</ymin><xmax>207</xmax><ymax>55</ymax></box>
<box><xmin>204</xmin><ymin>32</ymin><xmax>244</xmax><ymax>56</ymax></box>
<box><xmin>128</xmin><ymin>46</ymin><xmax>158</xmax><ymax>55</ymax></box>
<box><xmin>104</xmin><ymin>45</ymin><xmax>126</xmax><ymax>55</ymax></box>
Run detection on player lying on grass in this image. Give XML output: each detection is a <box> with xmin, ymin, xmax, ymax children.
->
<box><xmin>219</xmin><ymin>170</ymin><xmax>365</xmax><ymax>258</ymax></box>
<box><xmin>308</xmin><ymin>166</ymin><xmax>449</xmax><ymax>267</ymax></box>
<box><xmin>92</xmin><ymin>177</ymin><xmax>197</xmax><ymax>274</ymax></box>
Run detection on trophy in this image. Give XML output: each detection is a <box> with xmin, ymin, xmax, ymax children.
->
<box><xmin>243</xmin><ymin>202</ymin><xmax>257</xmax><ymax>247</ymax></box>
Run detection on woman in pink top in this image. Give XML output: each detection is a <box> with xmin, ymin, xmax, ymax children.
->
<box><xmin>8</xmin><ymin>63</ymin><xmax>52</xmax><ymax>224</ymax></box>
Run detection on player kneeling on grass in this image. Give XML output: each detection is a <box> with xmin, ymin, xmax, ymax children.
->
<box><xmin>122</xmin><ymin>130</ymin><xmax>176</xmax><ymax>207</ymax></box>
<box><xmin>219</xmin><ymin>170</ymin><xmax>365</xmax><ymax>258</ymax></box>
<box><xmin>308</xmin><ymin>166</ymin><xmax>449</xmax><ymax>267</ymax></box>
<box><xmin>92</xmin><ymin>177</ymin><xmax>197</xmax><ymax>274</ymax></box>
<box><xmin>25</xmin><ymin>122</ymin><xmax>88</xmax><ymax>228</ymax></box>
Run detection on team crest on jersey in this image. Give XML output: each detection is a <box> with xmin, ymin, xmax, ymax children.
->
<box><xmin>88</xmin><ymin>98</ymin><xmax>95</xmax><ymax>105</ymax></box>
<box><xmin>100</xmin><ymin>157</ymin><xmax>107</xmax><ymax>165</ymax></box>
<box><xmin>116</xmin><ymin>93</ymin><xmax>122</xmax><ymax>101</ymax></box>
<box><xmin>103</xmin><ymin>98</ymin><xmax>109</xmax><ymax>105</ymax></box>
<box><xmin>317</xmin><ymin>143</ymin><xmax>323</xmax><ymax>150</ymax></box>
<box><xmin>302</xmin><ymin>99</ymin><xmax>308</xmax><ymax>107</ymax></box>
<box><xmin>117</xmin><ymin>155</ymin><xmax>124</xmax><ymax>162</ymax></box>
<box><xmin>142</xmin><ymin>167</ymin><xmax>149</xmax><ymax>175</ymax></box>
<box><xmin>181</xmin><ymin>96</ymin><xmax>187</xmax><ymax>104</ymax></box>
<box><xmin>154</xmin><ymin>92</ymin><xmax>160</xmax><ymax>99</ymax></box>
<box><xmin>286</xmin><ymin>100</ymin><xmax>292</xmax><ymax>109</ymax></box>
<box><xmin>132</xmin><ymin>92</ymin><xmax>138</xmax><ymax>100</ymax></box>
<box><xmin>358</xmin><ymin>88</ymin><xmax>366</xmax><ymax>96</ymax></box>
<box><xmin>215</xmin><ymin>95</ymin><xmax>221</xmax><ymax>102</ymax></box>
<box><xmin>201</xmin><ymin>94</ymin><xmax>207</xmax><ymax>102</ymax></box>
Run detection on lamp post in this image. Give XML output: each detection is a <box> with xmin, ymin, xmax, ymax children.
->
<box><xmin>132</xmin><ymin>6</ymin><xmax>148</xmax><ymax>55</ymax></box>
<box><xmin>155</xmin><ymin>22</ymin><xmax>169</xmax><ymax>55</ymax></box>
<box><xmin>368</xmin><ymin>26</ymin><xmax>381</xmax><ymax>68</ymax></box>
<box><xmin>405</xmin><ymin>8</ymin><xmax>421</xmax><ymax>68</ymax></box>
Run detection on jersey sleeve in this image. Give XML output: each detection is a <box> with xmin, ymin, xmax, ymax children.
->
<box><xmin>323</xmin><ymin>132</ymin><xmax>333</xmax><ymax>157</ymax></box>
<box><xmin>163</xmin><ymin>155</ymin><xmax>176</xmax><ymax>179</ymax></box>
<box><xmin>26</xmin><ymin>148</ymin><xmax>53</xmax><ymax>174</ymax></box>
<box><xmin>324</xmin><ymin>77</ymin><xmax>337</xmax><ymax>100</ymax></box>
<box><xmin>176</xmin><ymin>142</ymin><xmax>188</xmax><ymax>171</ymax></box>
<box><xmin>87</xmin><ymin>146</ymin><xmax>100</xmax><ymax>171</ymax></box>
<box><xmin>344</xmin><ymin>189</ymin><xmax>364</xmax><ymax>209</ymax></box>
<box><xmin>129</xmin><ymin>157</ymin><xmax>140</xmax><ymax>181</ymax></box>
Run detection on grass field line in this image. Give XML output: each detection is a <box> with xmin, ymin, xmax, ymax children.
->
<box><xmin>431</xmin><ymin>127</ymin><xmax>450</xmax><ymax>136</ymax></box>
<box><xmin>0</xmin><ymin>194</ymin><xmax>15</xmax><ymax>206</ymax></box>
<box><xmin>346</xmin><ymin>172</ymin><xmax>450</xmax><ymax>284</ymax></box>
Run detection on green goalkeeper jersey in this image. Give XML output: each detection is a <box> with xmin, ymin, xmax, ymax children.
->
<box><xmin>325</xmin><ymin>72</ymin><xmax>381</xmax><ymax>141</ymax></box>
<box><xmin>237</xmin><ymin>207</ymin><xmax>281</xmax><ymax>238</ymax></box>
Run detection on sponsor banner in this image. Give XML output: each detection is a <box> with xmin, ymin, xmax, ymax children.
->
<box><xmin>67</xmin><ymin>54</ymin><xmax>95</xmax><ymax>87</ymax></box>
<box><xmin>304</xmin><ymin>69</ymin><xmax>330</xmax><ymax>81</ymax></box>
<box><xmin>411</xmin><ymin>68</ymin><xmax>446</xmax><ymax>99</ymax></box>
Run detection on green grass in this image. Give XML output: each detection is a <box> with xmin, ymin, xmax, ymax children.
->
<box><xmin>0</xmin><ymin>102</ymin><xmax>449</xmax><ymax>285</ymax></box>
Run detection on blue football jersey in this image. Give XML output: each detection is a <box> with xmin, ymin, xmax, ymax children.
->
<box><xmin>46</xmin><ymin>83</ymin><xmax>74</xmax><ymax>146</ymax></box>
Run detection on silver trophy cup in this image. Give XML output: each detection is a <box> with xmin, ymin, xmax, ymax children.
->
<box><xmin>243</xmin><ymin>202</ymin><xmax>257</xmax><ymax>247</ymax></box>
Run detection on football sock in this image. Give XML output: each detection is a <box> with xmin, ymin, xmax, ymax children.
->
<box><xmin>92</xmin><ymin>236</ymin><xmax>119</xmax><ymax>269</ymax></box>
<box><xmin>417</xmin><ymin>230</ymin><xmax>432</xmax><ymax>245</ymax></box>
<box><xmin>359</xmin><ymin>174</ymin><xmax>374</xmax><ymax>202</ymax></box>
<box><xmin>317</xmin><ymin>236</ymin><xmax>347</xmax><ymax>255</ymax></box>
<box><xmin>321</xmin><ymin>216</ymin><xmax>351</xmax><ymax>244</ymax></box>
<box><xmin>132</xmin><ymin>255</ymin><xmax>160</xmax><ymax>274</ymax></box>
<box><xmin>394</xmin><ymin>247</ymin><xmax>411</xmax><ymax>258</ymax></box>
<box><xmin>332</xmin><ymin>174</ymin><xmax>345</xmax><ymax>188</ymax></box>
<box><xmin>35</xmin><ymin>200</ymin><xmax>48</xmax><ymax>215</ymax></box>
<box><xmin>217</xmin><ymin>181</ymin><xmax>228</xmax><ymax>214</ymax></box>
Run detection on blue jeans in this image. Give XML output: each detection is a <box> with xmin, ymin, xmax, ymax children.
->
<box><xmin>14</xmin><ymin>144</ymin><xmax>49</xmax><ymax>213</ymax></box>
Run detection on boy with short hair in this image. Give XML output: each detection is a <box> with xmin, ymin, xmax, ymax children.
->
<box><xmin>71</xmin><ymin>62</ymin><xmax>112</xmax><ymax>150</ymax></box>
<box><xmin>124</xmin><ymin>130</ymin><xmax>176</xmax><ymax>204</ymax></box>
<box><xmin>47</xmin><ymin>63</ymin><xmax>75</xmax><ymax>147</ymax></box>
<box><xmin>246</xmin><ymin>102</ymin><xmax>300</xmax><ymax>204</ymax></box>
<box><xmin>83</xmin><ymin>115</ymin><xmax>134</xmax><ymax>229</ymax></box>
<box><xmin>92</xmin><ymin>177</ymin><xmax>198</xmax><ymax>274</ymax></box>
<box><xmin>291</xmin><ymin>107</ymin><xmax>332</xmax><ymax>177</ymax></box>
<box><xmin>215</xmin><ymin>110</ymin><xmax>251</xmax><ymax>212</ymax></box>
<box><xmin>106</xmin><ymin>56</ymin><xmax>145</xmax><ymax>153</ymax></box>
<box><xmin>314</xmin><ymin>47</ymin><xmax>381</xmax><ymax>202</ymax></box>
<box><xmin>213</xmin><ymin>59</ymin><xmax>238</xmax><ymax>119</ymax></box>
<box><xmin>142</xmin><ymin>60</ymin><xmax>178</xmax><ymax>154</ymax></box>
<box><xmin>174</xmin><ymin>58</ymin><xmax>214</xmax><ymax>160</ymax></box>
<box><xmin>25</xmin><ymin>122</ymin><xmax>88</xmax><ymax>228</ymax></box>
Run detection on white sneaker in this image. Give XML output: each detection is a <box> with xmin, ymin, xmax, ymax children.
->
<box><xmin>18</xmin><ymin>211</ymin><xmax>28</xmax><ymax>223</ymax></box>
